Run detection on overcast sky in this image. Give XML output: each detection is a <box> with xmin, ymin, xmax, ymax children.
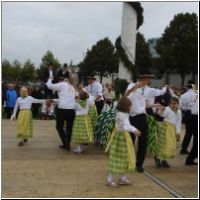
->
<box><xmin>2</xmin><ymin>1</ymin><xmax>198</xmax><ymax>67</ymax></box>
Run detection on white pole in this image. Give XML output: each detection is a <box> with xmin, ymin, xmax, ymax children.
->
<box><xmin>118</xmin><ymin>2</ymin><xmax>137</xmax><ymax>83</ymax></box>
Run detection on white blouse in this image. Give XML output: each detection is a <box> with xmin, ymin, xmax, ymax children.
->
<box><xmin>13</xmin><ymin>96</ymin><xmax>45</xmax><ymax>117</ymax></box>
<box><xmin>75</xmin><ymin>99</ymin><xmax>93</xmax><ymax>116</ymax></box>
<box><xmin>158</xmin><ymin>106</ymin><xmax>182</xmax><ymax>134</ymax></box>
<box><xmin>115</xmin><ymin>112</ymin><xmax>137</xmax><ymax>133</ymax></box>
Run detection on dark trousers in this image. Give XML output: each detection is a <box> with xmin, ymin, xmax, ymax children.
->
<box><xmin>130</xmin><ymin>114</ymin><xmax>148</xmax><ymax>167</ymax></box>
<box><xmin>56</xmin><ymin>108</ymin><xmax>75</xmax><ymax>148</ymax></box>
<box><xmin>187</xmin><ymin>114</ymin><xmax>198</xmax><ymax>161</ymax></box>
<box><xmin>6</xmin><ymin>107</ymin><xmax>14</xmax><ymax>119</ymax></box>
<box><xmin>95</xmin><ymin>100</ymin><xmax>104</xmax><ymax>115</ymax></box>
<box><xmin>32</xmin><ymin>104</ymin><xmax>40</xmax><ymax>118</ymax></box>
<box><xmin>181</xmin><ymin>110</ymin><xmax>193</xmax><ymax>151</ymax></box>
<box><xmin>44</xmin><ymin>85</ymin><xmax>53</xmax><ymax>98</ymax></box>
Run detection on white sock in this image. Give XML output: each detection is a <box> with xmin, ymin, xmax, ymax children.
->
<box><xmin>107</xmin><ymin>173</ymin><xmax>114</xmax><ymax>183</ymax></box>
<box><xmin>77</xmin><ymin>145</ymin><xmax>81</xmax><ymax>152</ymax></box>
<box><xmin>120</xmin><ymin>174</ymin><xmax>127</xmax><ymax>181</ymax></box>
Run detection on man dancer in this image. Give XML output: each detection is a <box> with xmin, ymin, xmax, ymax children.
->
<box><xmin>125</xmin><ymin>70</ymin><xmax>167</xmax><ymax>172</ymax></box>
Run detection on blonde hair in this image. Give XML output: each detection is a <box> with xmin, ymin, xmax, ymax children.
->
<box><xmin>20</xmin><ymin>86</ymin><xmax>28</xmax><ymax>97</ymax></box>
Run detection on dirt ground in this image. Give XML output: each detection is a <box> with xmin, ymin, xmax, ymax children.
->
<box><xmin>1</xmin><ymin>119</ymin><xmax>198</xmax><ymax>198</ymax></box>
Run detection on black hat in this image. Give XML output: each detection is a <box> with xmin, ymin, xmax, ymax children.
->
<box><xmin>186</xmin><ymin>80</ymin><xmax>195</xmax><ymax>86</ymax></box>
<box><xmin>48</xmin><ymin>62</ymin><xmax>53</xmax><ymax>66</ymax></box>
<box><xmin>63</xmin><ymin>63</ymin><xmax>68</xmax><ymax>68</ymax></box>
<box><xmin>138</xmin><ymin>69</ymin><xmax>155</xmax><ymax>79</ymax></box>
<box><xmin>87</xmin><ymin>75</ymin><xmax>96</xmax><ymax>80</ymax></box>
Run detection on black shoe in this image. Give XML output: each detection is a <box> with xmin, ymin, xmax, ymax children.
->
<box><xmin>24</xmin><ymin>139</ymin><xmax>28</xmax><ymax>143</ymax></box>
<box><xmin>161</xmin><ymin>160</ymin><xmax>170</xmax><ymax>168</ymax></box>
<box><xmin>136</xmin><ymin>166</ymin><xmax>144</xmax><ymax>173</ymax></box>
<box><xmin>154</xmin><ymin>156</ymin><xmax>162</xmax><ymax>167</ymax></box>
<box><xmin>180</xmin><ymin>149</ymin><xmax>189</xmax><ymax>155</ymax></box>
<box><xmin>185</xmin><ymin>158</ymin><xmax>198</xmax><ymax>165</ymax></box>
<box><xmin>18</xmin><ymin>141</ymin><xmax>24</xmax><ymax>147</ymax></box>
<box><xmin>59</xmin><ymin>145</ymin><xmax>66</xmax><ymax>149</ymax></box>
<box><xmin>65</xmin><ymin>145</ymin><xmax>71</xmax><ymax>151</ymax></box>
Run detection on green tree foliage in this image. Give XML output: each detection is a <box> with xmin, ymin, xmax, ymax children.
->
<box><xmin>134</xmin><ymin>32</ymin><xmax>151</xmax><ymax>80</ymax></box>
<box><xmin>2</xmin><ymin>59</ymin><xmax>13</xmax><ymax>81</ymax></box>
<box><xmin>156</xmin><ymin>13</ymin><xmax>198</xmax><ymax>86</ymax></box>
<box><xmin>79</xmin><ymin>38</ymin><xmax>118</xmax><ymax>83</ymax></box>
<box><xmin>2</xmin><ymin>59</ymin><xmax>23</xmax><ymax>81</ymax></box>
<box><xmin>36</xmin><ymin>51</ymin><xmax>61</xmax><ymax>79</ymax></box>
<box><xmin>21</xmin><ymin>59</ymin><xmax>35</xmax><ymax>81</ymax></box>
<box><xmin>12</xmin><ymin>60</ymin><xmax>22</xmax><ymax>80</ymax></box>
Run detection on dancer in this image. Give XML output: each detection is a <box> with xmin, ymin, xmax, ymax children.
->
<box><xmin>125</xmin><ymin>70</ymin><xmax>167</xmax><ymax>172</ymax></box>
<box><xmin>153</xmin><ymin>97</ymin><xmax>182</xmax><ymax>167</ymax></box>
<box><xmin>10</xmin><ymin>87</ymin><xmax>45</xmax><ymax>146</ymax></box>
<box><xmin>71</xmin><ymin>90</ymin><xmax>93</xmax><ymax>154</ymax></box>
<box><xmin>105</xmin><ymin>97</ymin><xmax>141</xmax><ymax>187</ymax></box>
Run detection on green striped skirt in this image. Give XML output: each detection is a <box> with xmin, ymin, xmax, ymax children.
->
<box><xmin>106</xmin><ymin>130</ymin><xmax>136</xmax><ymax>174</ymax></box>
<box><xmin>156</xmin><ymin>121</ymin><xmax>177</xmax><ymax>160</ymax></box>
<box><xmin>17</xmin><ymin>109</ymin><xmax>33</xmax><ymax>139</ymax></box>
<box><xmin>71</xmin><ymin>115</ymin><xmax>93</xmax><ymax>144</ymax></box>
<box><xmin>147</xmin><ymin>115</ymin><xmax>177</xmax><ymax>160</ymax></box>
<box><xmin>94</xmin><ymin>108</ymin><xmax>117</xmax><ymax>146</ymax></box>
<box><xmin>88</xmin><ymin>105</ymin><xmax>98</xmax><ymax>131</ymax></box>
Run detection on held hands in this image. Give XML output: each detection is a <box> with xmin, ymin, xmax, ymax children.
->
<box><xmin>134</xmin><ymin>130</ymin><xmax>141</xmax><ymax>137</ymax></box>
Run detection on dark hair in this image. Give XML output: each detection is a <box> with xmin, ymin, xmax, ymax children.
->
<box><xmin>79</xmin><ymin>90</ymin><xmax>89</xmax><ymax>100</ymax></box>
<box><xmin>170</xmin><ymin>97</ymin><xmax>179</xmax><ymax>104</ymax></box>
<box><xmin>116</xmin><ymin>96</ymin><xmax>132</xmax><ymax>113</ymax></box>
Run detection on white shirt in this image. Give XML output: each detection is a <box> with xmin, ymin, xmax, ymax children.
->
<box><xmin>104</xmin><ymin>88</ymin><xmax>115</xmax><ymax>100</ymax></box>
<box><xmin>85</xmin><ymin>81</ymin><xmax>104</xmax><ymax>101</ymax></box>
<box><xmin>46</xmin><ymin>80</ymin><xmax>75</xmax><ymax>109</ymax></box>
<box><xmin>115</xmin><ymin>112</ymin><xmax>137</xmax><ymax>133</ymax></box>
<box><xmin>191</xmin><ymin>97</ymin><xmax>198</xmax><ymax>115</ymax></box>
<box><xmin>75</xmin><ymin>99</ymin><xmax>93</xmax><ymax>116</ymax></box>
<box><xmin>158</xmin><ymin>106</ymin><xmax>182</xmax><ymax>134</ymax></box>
<box><xmin>13</xmin><ymin>96</ymin><xmax>45</xmax><ymax>117</ymax></box>
<box><xmin>127</xmin><ymin>83</ymin><xmax>167</xmax><ymax>117</ymax></box>
<box><xmin>41</xmin><ymin>102</ymin><xmax>54</xmax><ymax>115</ymax></box>
<box><xmin>179</xmin><ymin>89</ymin><xmax>196</xmax><ymax>111</ymax></box>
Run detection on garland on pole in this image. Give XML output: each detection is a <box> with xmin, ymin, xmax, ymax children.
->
<box><xmin>115</xmin><ymin>2</ymin><xmax>144</xmax><ymax>81</ymax></box>
<box><xmin>115</xmin><ymin>36</ymin><xmax>135</xmax><ymax>74</ymax></box>
<box><xmin>127</xmin><ymin>2</ymin><xmax>144</xmax><ymax>30</ymax></box>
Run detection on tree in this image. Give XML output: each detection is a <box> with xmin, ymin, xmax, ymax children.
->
<box><xmin>12</xmin><ymin>60</ymin><xmax>22</xmax><ymax>80</ymax></box>
<box><xmin>134</xmin><ymin>32</ymin><xmax>151</xmax><ymax>80</ymax></box>
<box><xmin>36</xmin><ymin>51</ymin><xmax>61</xmax><ymax>79</ymax></box>
<box><xmin>79</xmin><ymin>38</ymin><xmax>118</xmax><ymax>83</ymax></box>
<box><xmin>156</xmin><ymin>13</ymin><xmax>198</xmax><ymax>86</ymax></box>
<box><xmin>2</xmin><ymin>59</ymin><xmax>13</xmax><ymax>81</ymax></box>
<box><xmin>21</xmin><ymin>59</ymin><xmax>35</xmax><ymax>81</ymax></box>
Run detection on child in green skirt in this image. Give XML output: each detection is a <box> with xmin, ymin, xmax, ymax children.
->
<box><xmin>105</xmin><ymin>97</ymin><xmax>141</xmax><ymax>188</ymax></box>
<box><xmin>10</xmin><ymin>87</ymin><xmax>45</xmax><ymax>147</ymax></box>
<box><xmin>71</xmin><ymin>90</ymin><xmax>93</xmax><ymax>154</ymax></box>
<box><xmin>154</xmin><ymin>97</ymin><xmax>182</xmax><ymax>167</ymax></box>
